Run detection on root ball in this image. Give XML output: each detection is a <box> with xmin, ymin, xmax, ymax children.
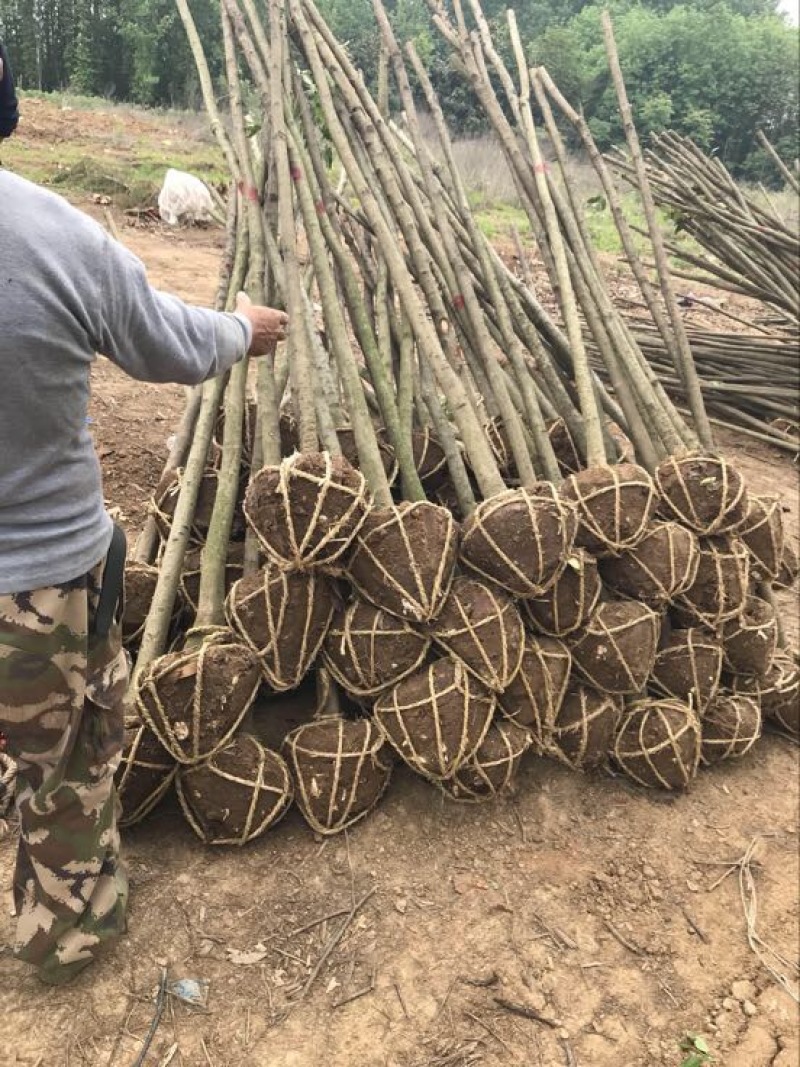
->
<box><xmin>649</xmin><ymin>627</ymin><xmax>722</xmax><ymax>714</ymax></box>
<box><xmin>348</xmin><ymin>502</ymin><xmax>458</xmax><ymax>623</ymax></box>
<box><xmin>226</xmin><ymin>565</ymin><xmax>334</xmax><ymax>691</ymax></box>
<box><xmin>176</xmin><ymin>735</ymin><xmax>293</xmax><ymax>845</ymax></box>
<box><xmin>374</xmin><ymin>658</ymin><xmax>496</xmax><ymax>781</ymax></box>
<box><xmin>599</xmin><ymin>522</ymin><xmax>700</xmax><ymax>606</ymax></box>
<box><xmin>441</xmin><ymin>720</ymin><xmax>533</xmax><ymax>802</ymax></box>
<box><xmin>460</xmin><ymin>485</ymin><xmax>578</xmax><ymax>598</ymax></box>
<box><xmin>549</xmin><ymin>685</ymin><xmax>621</xmax><ymax>771</ymax></box>
<box><xmin>570</xmin><ymin>601</ymin><xmax>661</xmax><ymax>695</ymax></box>
<box><xmin>700</xmin><ymin>694</ymin><xmax>761</xmax><ymax>766</ymax></box>
<box><xmin>498</xmin><ymin>635</ymin><xmax>571</xmax><ymax>751</ymax></box>
<box><xmin>560</xmin><ymin>463</ymin><xmax>656</xmax><ymax>556</ymax></box>
<box><xmin>136</xmin><ymin>632</ymin><xmax>261</xmax><ymax>764</ymax></box>
<box><xmin>613</xmin><ymin>699</ymin><xmax>701</xmax><ymax>790</ymax></box>
<box><xmin>322</xmin><ymin>596</ymin><xmax>430</xmax><ymax>699</ymax></box>
<box><xmin>721</xmin><ymin>595</ymin><xmax>778</xmax><ymax>678</ymax></box>
<box><xmin>523</xmin><ymin>549</ymin><xmax>601</xmax><ymax>637</ymax></box>
<box><xmin>431</xmin><ymin>577</ymin><xmax>525</xmax><ymax>691</ymax></box>
<box><xmin>117</xmin><ymin>723</ymin><xmax>176</xmax><ymax>828</ymax></box>
<box><xmin>244</xmin><ymin>452</ymin><xmax>368</xmax><ymax>570</ymax></box>
<box><xmin>655</xmin><ymin>454</ymin><xmax>748</xmax><ymax>535</ymax></box>
<box><xmin>283</xmin><ymin>717</ymin><xmax>392</xmax><ymax>835</ymax></box>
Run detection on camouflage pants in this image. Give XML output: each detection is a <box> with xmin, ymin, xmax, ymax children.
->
<box><xmin>0</xmin><ymin>562</ymin><xmax>130</xmax><ymax>984</ymax></box>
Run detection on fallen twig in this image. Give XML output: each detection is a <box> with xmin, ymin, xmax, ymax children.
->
<box><xmin>464</xmin><ymin>1010</ymin><xmax>516</xmax><ymax>1059</ymax></box>
<box><xmin>297</xmin><ymin>886</ymin><xmax>376</xmax><ymax>1001</ymax></box>
<box><xmin>493</xmin><ymin>996</ymin><xmax>559</xmax><ymax>1029</ymax></box>
<box><xmin>603</xmin><ymin>919</ymin><xmax>646</xmax><ymax>956</ymax></box>
<box><xmin>132</xmin><ymin>967</ymin><xmax>168</xmax><ymax>1067</ymax></box>
<box><xmin>682</xmin><ymin>908</ymin><xmax>709</xmax><ymax>944</ymax></box>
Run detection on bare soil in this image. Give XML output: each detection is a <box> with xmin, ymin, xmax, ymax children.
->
<box><xmin>1</xmin><ymin>102</ymin><xmax>798</xmax><ymax>1067</ymax></box>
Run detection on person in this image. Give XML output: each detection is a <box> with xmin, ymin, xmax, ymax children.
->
<box><xmin>0</xmin><ymin>36</ymin><xmax>20</xmax><ymax>138</ymax></box>
<box><xmin>0</xmin><ymin>63</ymin><xmax>288</xmax><ymax>984</ymax></box>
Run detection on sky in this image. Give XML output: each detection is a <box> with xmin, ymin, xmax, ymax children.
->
<box><xmin>778</xmin><ymin>0</ymin><xmax>799</xmax><ymax>24</ymax></box>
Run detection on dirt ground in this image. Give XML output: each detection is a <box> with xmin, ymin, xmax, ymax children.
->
<box><xmin>1</xmin><ymin>105</ymin><xmax>799</xmax><ymax>1067</ymax></box>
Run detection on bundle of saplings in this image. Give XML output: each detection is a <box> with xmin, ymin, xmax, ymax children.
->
<box><xmin>110</xmin><ymin>0</ymin><xmax>798</xmax><ymax>850</ymax></box>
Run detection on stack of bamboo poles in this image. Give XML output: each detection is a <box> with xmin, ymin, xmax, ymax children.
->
<box><xmin>594</xmin><ymin>325</ymin><xmax>800</xmax><ymax>452</ymax></box>
<box><xmin>112</xmin><ymin>0</ymin><xmax>798</xmax><ymax>847</ymax></box>
<box><xmin>611</xmin><ymin>131</ymin><xmax>800</xmax><ymax>326</ymax></box>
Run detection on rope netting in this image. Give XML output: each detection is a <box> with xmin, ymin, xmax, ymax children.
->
<box><xmin>176</xmin><ymin>734</ymin><xmax>293</xmax><ymax>845</ymax></box>
<box><xmin>283</xmin><ymin>717</ymin><xmax>392</xmax><ymax>835</ymax></box>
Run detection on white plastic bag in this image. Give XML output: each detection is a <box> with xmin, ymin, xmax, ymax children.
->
<box><xmin>158</xmin><ymin>168</ymin><xmax>216</xmax><ymax>226</ymax></box>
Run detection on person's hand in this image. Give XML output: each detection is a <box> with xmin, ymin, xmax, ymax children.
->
<box><xmin>235</xmin><ymin>292</ymin><xmax>289</xmax><ymax>356</ymax></box>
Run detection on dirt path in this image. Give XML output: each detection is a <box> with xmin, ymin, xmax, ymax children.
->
<box><xmin>1</xmin><ymin>110</ymin><xmax>798</xmax><ymax>1066</ymax></box>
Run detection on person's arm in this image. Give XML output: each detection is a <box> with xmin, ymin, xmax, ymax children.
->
<box><xmin>94</xmin><ymin>233</ymin><xmax>266</xmax><ymax>385</ymax></box>
<box><xmin>0</xmin><ymin>40</ymin><xmax>20</xmax><ymax>139</ymax></box>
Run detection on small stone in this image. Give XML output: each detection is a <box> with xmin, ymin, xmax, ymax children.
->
<box><xmin>642</xmin><ymin>865</ymin><xmax>657</xmax><ymax>879</ymax></box>
<box><xmin>742</xmin><ymin>1000</ymin><xmax>757</xmax><ymax>1017</ymax></box>
<box><xmin>731</xmin><ymin>979</ymin><xmax>757</xmax><ymax>1002</ymax></box>
<box><xmin>394</xmin><ymin>898</ymin><xmax>408</xmax><ymax>915</ymax></box>
<box><xmin>557</xmin><ymin>1028</ymin><xmax>570</xmax><ymax>1041</ymax></box>
<box><xmin>686</xmin><ymin>879</ymin><xmax>701</xmax><ymax>892</ymax></box>
<box><xmin>722</xmin><ymin>996</ymin><xmax>739</xmax><ymax>1011</ymax></box>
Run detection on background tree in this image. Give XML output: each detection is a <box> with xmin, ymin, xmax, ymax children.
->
<box><xmin>0</xmin><ymin>0</ymin><xmax>796</xmax><ymax>179</ymax></box>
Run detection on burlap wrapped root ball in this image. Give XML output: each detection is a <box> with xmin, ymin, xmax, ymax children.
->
<box><xmin>548</xmin><ymin>685</ymin><xmax>621</xmax><ymax>771</ymax></box>
<box><xmin>321</xmin><ymin>596</ymin><xmax>430</xmax><ymax>700</ymax></box>
<box><xmin>337</xmin><ymin>427</ymin><xmax>398</xmax><ymax>486</ymax></box>
<box><xmin>672</xmin><ymin>535</ymin><xmax>750</xmax><ymax>629</ymax></box>
<box><xmin>498</xmin><ymin>635</ymin><xmax>571</xmax><ymax>751</ymax></box>
<box><xmin>560</xmin><ymin>463</ymin><xmax>656</xmax><ymax>557</ymax></box>
<box><xmin>136</xmin><ymin>631</ymin><xmax>262</xmax><ymax>764</ymax></box>
<box><xmin>181</xmin><ymin>545</ymin><xmax>244</xmax><ymax>617</ymax></box>
<box><xmin>570</xmin><ymin>601</ymin><xmax>661</xmax><ymax>695</ymax></box>
<box><xmin>411</xmin><ymin>428</ymin><xmax>449</xmax><ymax>491</ymax></box>
<box><xmin>116</xmin><ymin>722</ymin><xmax>176</xmax><ymax>827</ymax></box>
<box><xmin>244</xmin><ymin>452</ymin><xmax>368</xmax><ymax>569</ymax></box>
<box><xmin>599</xmin><ymin>522</ymin><xmax>700</xmax><ymax>607</ymax></box>
<box><xmin>348</xmin><ymin>501</ymin><xmax>458</xmax><ymax>623</ymax></box>
<box><xmin>176</xmin><ymin>734</ymin><xmax>293</xmax><ymax>845</ymax></box>
<box><xmin>547</xmin><ymin>418</ymin><xmax>583</xmax><ymax>477</ymax></box>
<box><xmin>152</xmin><ymin>466</ymin><xmax>219</xmax><ymax>544</ymax></box>
<box><xmin>123</xmin><ymin>562</ymin><xmax>183</xmax><ymax>649</ymax></box>
<box><xmin>774</xmin><ymin>539</ymin><xmax>799</xmax><ymax>591</ymax></box>
<box><xmin>374</xmin><ymin>657</ymin><xmax>496</xmax><ymax>781</ymax></box>
<box><xmin>613</xmin><ymin>699</ymin><xmax>701</xmax><ymax>790</ymax></box>
<box><xmin>739</xmin><ymin>495</ymin><xmax>785</xmax><ymax>581</ymax></box>
<box><xmin>225</xmin><ymin>564</ymin><xmax>334</xmax><ymax>691</ymax></box>
<box><xmin>523</xmin><ymin>549</ymin><xmax>601</xmax><ymax>637</ymax></box>
<box><xmin>700</xmin><ymin>693</ymin><xmax>761</xmax><ymax>766</ymax></box>
<box><xmin>283</xmin><ymin>717</ymin><xmax>392</xmax><ymax>835</ymax></box>
<box><xmin>649</xmin><ymin>627</ymin><xmax>722</xmax><ymax>714</ymax></box>
<box><xmin>460</xmin><ymin>485</ymin><xmax>577</xmax><ymax>598</ymax></box>
<box><xmin>721</xmin><ymin>595</ymin><xmax>778</xmax><ymax>678</ymax></box>
<box><xmin>431</xmin><ymin>577</ymin><xmax>525</xmax><ymax>692</ymax></box>
<box><xmin>655</xmin><ymin>453</ymin><xmax>749</xmax><ymax>535</ymax></box>
<box><xmin>731</xmin><ymin>651</ymin><xmax>799</xmax><ymax>740</ymax></box>
<box><xmin>484</xmin><ymin>416</ymin><xmax>516</xmax><ymax>479</ymax></box>
<box><xmin>440</xmin><ymin>720</ymin><xmax>533</xmax><ymax>803</ymax></box>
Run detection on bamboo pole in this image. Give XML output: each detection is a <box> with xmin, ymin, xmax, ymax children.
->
<box><xmin>503</xmin><ymin>11</ymin><xmax>605</xmax><ymax>466</ymax></box>
<box><xmin>269</xmin><ymin>0</ymin><xmax>318</xmax><ymax>451</ymax></box>
<box><xmin>756</xmin><ymin>130</ymin><xmax>800</xmax><ymax>196</ymax></box>
<box><xmin>601</xmin><ymin>10</ymin><xmax>713</xmax><ymax>449</ymax></box>
<box><xmin>291</xmin><ymin>0</ymin><xmax>506</xmax><ymax>500</ymax></box>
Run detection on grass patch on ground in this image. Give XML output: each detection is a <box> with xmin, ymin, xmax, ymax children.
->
<box><xmin>4</xmin><ymin>91</ymin><xmax>226</xmax><ymax>208</ymax></box>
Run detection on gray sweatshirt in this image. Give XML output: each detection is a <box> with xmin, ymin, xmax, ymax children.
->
<box><xmin>0</xmin><ymin>170</ymin><xmax>251</xmax><ymax>594</ymax></box>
